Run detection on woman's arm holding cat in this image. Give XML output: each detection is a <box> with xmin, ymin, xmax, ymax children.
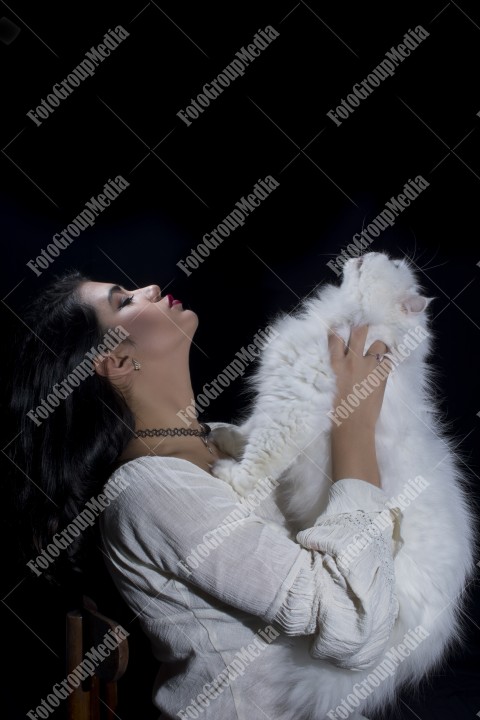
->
<box><xmin>328</xmin><ymin>324</ymin><xmax>392</xmax><ymax>488</ymax></box>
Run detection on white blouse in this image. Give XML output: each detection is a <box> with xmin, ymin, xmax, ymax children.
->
<box><xmin>99</xmin><ymin>421</ymin><xmax>404</xmax><ymax>720</ymax></box>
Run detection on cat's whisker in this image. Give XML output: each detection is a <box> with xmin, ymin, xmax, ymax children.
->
<box><xmin>400</xmin><ymin>250</ymin><xmax>414</xmax><ymax>267</ymax></box>
<box><xmin>415</xmin><ymin>246</ymin><xmax>442</xmax><ymax>273</ymax></box>
<box><xmin>412</xmin><ymin>231</ymin><xmax>418</xmax><ymax>264</ymax></box>
<box><xmin>404</xmin><ymin>247</ymin><xmax>419</xmax><ymax>266</ymax></box>
<box><xmin>421</xmin><ymin>260</ymin><xmax>449</xmax><ymax>272</ymax></box>
<box><xmin>360</xmin><ymin>213</ymin><xmax>368</xmax><ymax>229</ymax></box>
<box><xmin>403</xmin><ymin>230</ymin><xmax>425</xmax><ymax>267</ymax></box>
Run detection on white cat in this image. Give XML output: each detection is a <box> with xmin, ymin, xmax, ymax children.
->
<box><xmin>210</xmin><ymin>251</ymin><xmax>478</xmax><ymax>719</ymax></box>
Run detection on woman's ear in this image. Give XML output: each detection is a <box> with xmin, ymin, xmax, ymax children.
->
<box><xmin>94</xmin><ymin>351</ymin><xmax>135</xmax><ymax>379</ymax></box>
<box><xmin>400</xmin><ymin>295</ymin><xmax>435</xmax><ymax>315</ymax></box>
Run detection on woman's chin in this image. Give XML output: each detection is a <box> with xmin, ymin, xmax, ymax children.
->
<box><xmin>183</xmin><ymin>309</ymin><xmax>199</xmax><ymax>332</ymax></box>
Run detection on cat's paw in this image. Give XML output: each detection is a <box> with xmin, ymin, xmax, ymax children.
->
<box><xmin>210</xmin><ymin>426</ymin><xmax>247</xmax><ymax>460</ymax></box>
<box><xmin>210</xmin><ymin>458</ymin><xmax>256</xmax><ymax>497</ymax></box>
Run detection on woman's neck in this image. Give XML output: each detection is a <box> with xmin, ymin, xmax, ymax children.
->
<box><xmin>116</xmin><ymin>375</ymin><xmax>227</xmax><ymax>472</ymax></box>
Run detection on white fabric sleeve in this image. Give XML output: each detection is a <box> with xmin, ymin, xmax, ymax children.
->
<box><xmin>281</xmin><ymin>477</ymin><xmax>404</xmax><ymax>670</ymax></box>
<box><xmin>103</xmin><ymin>458</ymin><xmax>403</xmax><ymax>671</ymax></box>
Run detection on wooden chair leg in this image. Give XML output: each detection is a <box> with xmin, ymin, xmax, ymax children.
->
<box><xmin>66</xmin><ymin>610</ymin><xmax>90</xmax><ymax>720</ymax></box>
<box><xmin>103</xmin><ymin>682</ymin><xmax>118</xmax><ymax>719</ymax></box>
<box><xmin>89</xmin><ymin>675</ymin><xmax>100</xmax><ymax>720</ymax></box>
<box><xmin>66</xmin><ymin>598</ymin><xmax>128</xmax><ymax>720</ymax></box>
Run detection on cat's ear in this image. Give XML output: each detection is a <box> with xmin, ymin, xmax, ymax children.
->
<box><xmin>401</xmin><ymin>295</ymin><xmax>434</xmax><ymax>314</ymax></box>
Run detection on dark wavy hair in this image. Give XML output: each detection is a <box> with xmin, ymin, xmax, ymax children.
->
<box><xmin>4</xmin><ymin>270</ymin><xmax>136</xmax><ymax>586</ymax></box>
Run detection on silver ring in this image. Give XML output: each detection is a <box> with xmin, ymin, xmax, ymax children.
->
<box><xmin>365</xmin><ymin>352</ymin><xmax>384</xmax><ymax>363</ymax></box>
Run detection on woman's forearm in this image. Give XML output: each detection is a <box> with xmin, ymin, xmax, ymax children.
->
<box><xmin>328</xmin><ymin>325</ymin><xmax>392</xmax><ymax>489</ymax></box>
<box><xmin>331</xmin><ymin>422</ymin><xmax>381</xmax><ymax>487</ymax></box>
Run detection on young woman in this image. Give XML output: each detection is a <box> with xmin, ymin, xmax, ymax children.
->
<box><xmin>9</xmin><ymin>271</ymin><xmax>399</xmax><ymax>720</ymax></box>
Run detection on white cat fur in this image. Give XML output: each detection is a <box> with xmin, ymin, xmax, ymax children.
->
<box><xmin>210</xmin><ymin>251</ymin><xmax>478</xmax><ymax>719</ymax></box>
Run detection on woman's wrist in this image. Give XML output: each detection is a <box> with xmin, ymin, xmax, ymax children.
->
<box><xmin>331</xmin><ymin>423</ymin><xmax>381</xmax><ymax>487</ymax></box>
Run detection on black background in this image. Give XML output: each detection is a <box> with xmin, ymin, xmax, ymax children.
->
<box><xmin>1</xmin><ymin>1</ymin><xmax>479</xmax><ymax>718</ymax></box>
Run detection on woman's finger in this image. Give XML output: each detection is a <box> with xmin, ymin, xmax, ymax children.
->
<box><xmin>367</xmin><ymin>339</ymin><xmax>389</xmax><ymax>354</ymax></box>
<box><xmin>346</xmin><ymin>324</ymin><xmax>369</xmax><ymax>356</ymax></box>
<box><xmin>366</xmin><ymin>339</ymin><xmax>389</xmax><ymax>357</ymax></box>
<box><xmin>365</xmin><ymin>339</ymin><xmax>394</xmax><ymax>375</ymax></box>
<box><xmin>328</xmin><ymin>329</ymin><xmax>346</xmax><ymax>360</ymax></box>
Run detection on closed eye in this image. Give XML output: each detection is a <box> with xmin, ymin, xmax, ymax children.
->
<box><xmin>119</xmin><ymin>295</ymin><xmax>134</xmax><ymax>309</ymax></box>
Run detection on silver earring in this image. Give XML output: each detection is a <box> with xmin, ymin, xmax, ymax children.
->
<box><xmin>132</xmin><ymin>358</ymin><xmax>141</xmax><ymax>371</ymax></box>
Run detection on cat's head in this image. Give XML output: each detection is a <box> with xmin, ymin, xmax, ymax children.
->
<box><xmin>339</xmin><ymin>251</ymin><xmax>434</xmax><ymax>355</ymax></box>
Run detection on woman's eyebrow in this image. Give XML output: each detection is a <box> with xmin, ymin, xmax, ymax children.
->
<box><xmin>108</xmin><ymin>285</ymin><xmax>125</xmax><ymax>307</ymax></box>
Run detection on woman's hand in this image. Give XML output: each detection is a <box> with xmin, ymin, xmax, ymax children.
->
<box><xmin>328</xmin><ymin>324</ymin><xmax>393</xmax><ymax>487</ymax></box>
<box><xmin>328</xmin><ymin>324</ymin><xmax>392</xmax><ymax>431</ymax></box>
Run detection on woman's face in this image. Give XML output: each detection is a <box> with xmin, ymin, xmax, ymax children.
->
<box><xmin>78</xmin><ymin>281</ymin><xmax>198</xmax><ymax>362</ymax></box>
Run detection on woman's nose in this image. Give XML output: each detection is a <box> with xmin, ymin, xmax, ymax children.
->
<box><xmin>141</xmin><ymin>284</ymin><xmax>161</xmax><ymax>301</ymax></box>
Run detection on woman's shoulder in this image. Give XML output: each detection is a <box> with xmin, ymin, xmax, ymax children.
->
<box><xmin>103</xmin><ymin>452</ymin><xmax>224</xmax><ymax>495</ymax></box>
<box><xmin>101</xmin><ymin>427</ymin><xmax>240</xmax><ymax>505</ymax></box>
<box><xmin>101</xmin><ymin>455</ymin><xmax>196</xmax><ymax>506</ymax></box>
<box><xmin>98</xmin><ymin>422</ymin><xmax>242</xmax><ymax>523</ymax></box>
